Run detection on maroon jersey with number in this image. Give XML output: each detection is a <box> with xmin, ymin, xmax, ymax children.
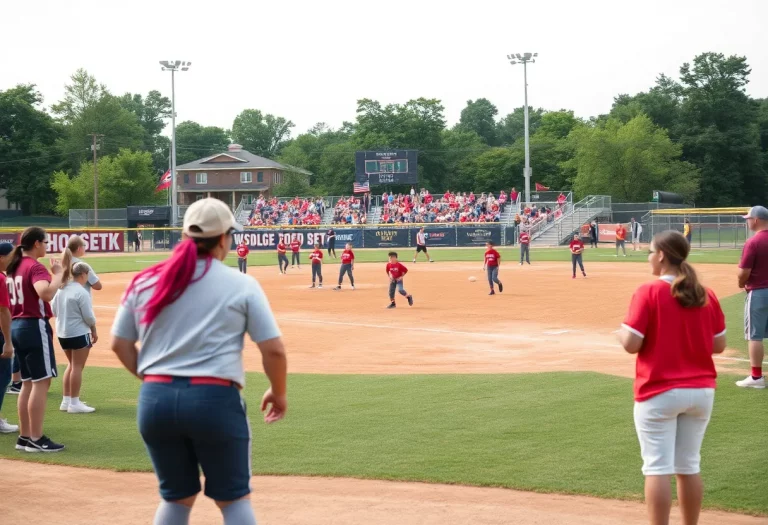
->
<box><xmin>341</xmin><ymin>250</ymin><xmax>355</xmax><ymax>265</ymax></box>
<box><xmin>8</xmin><ymin>257</ymin><xmax>52</xmax><ymax>319</ymax></box>
<box><xmin>386</xmin><ymin>262</ymin><xmax>408</xmax><ymax>280</ymax></box>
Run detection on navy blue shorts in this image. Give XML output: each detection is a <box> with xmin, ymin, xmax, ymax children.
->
<box><xmin>137</xmin><ymin>378</ymin><xmax>252</xmax><ymax>502</ymax></box>
<box><xmin>11</xmin><ymin>318</ymin><xmax>56</xmax><ymax>382</ymax></box>
<box><xmin>58</xmin><ymin>334</ymin><xmax>92</xmax><ymax>351</ymax></box>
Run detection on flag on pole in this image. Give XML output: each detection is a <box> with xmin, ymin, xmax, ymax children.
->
<box><xmin>353</xmin><ymin>180</ymin><xmax>370</xmax><ymax>194</ymax></box>
<box><xmin>535</xmin><ymin>182</ymin><xmax>550</xmax><ymax>191</ymax></box>
<box><xmin>156</xmin><ymin>170</ymin><xmax>171</xmax><ymax>193</ymax></box>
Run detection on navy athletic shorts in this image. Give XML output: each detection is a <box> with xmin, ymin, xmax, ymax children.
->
<box><xmin>11</xmin><ymin>318</ymin><xmax>56</xmax><ymax>382</ymax></box>
<box><xmin>58</xmin><ymin>334</ymin><xmax>93</xmax><ymax>351</ymax></box>
<box><xmin>138</xmin><ymin>377</ymin><xmax>252</xmax><ymax>502</ymax></box>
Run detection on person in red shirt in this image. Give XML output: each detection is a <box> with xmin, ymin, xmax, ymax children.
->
<box><xmin>334</xmin><ymin>243</ymin><xmax>356</xmax><ymax>291</ymax></box>
<box><xmin>308</xmin><ymin>243</ymin><xmax>323</xmax><ymax>289</ymax></box>
<box><xmin>618</xmin><ymin>230</ymin><xmax>726</xmax><ymax>525</ymax></box>
<box><xmin>385</xmin><ymin>252</ymin><xmax>413</xmax><ymax>309</ymax></box>
<box><xmin>276</xmin><ymin>238</ymin><xmax>289</xmax><ymax>274</ymax></box>
<box><xmin>6</xmin><ymin>227</ymin><xmax>65</xmax><ymax>452</ymax></box>
<box><xmin>0</xmin><ymin>242</ymin><xmax>17</xmax><ymax>433</ymax></box>
<box><xmin>236</xmin><ymin>240</ymin><xmax>249</xmax><ymax>274</ymax></box>
<box><xmin>569</xmin><ymin>234</ymin><xmax>586</xmax><ymax>279</ymax></box>
<box><xmin>290</xmin><ymin>237</ymin><xmax>301</xmax><ymax>268</ymax></box>
<box><xmin>736</xmin><ymin>205</ymin><xmax>768</xmax><ymax>388</ymax></box>
<box><xmin>615</xmin><ymin>224</ymin><xmax>628</xmax><ymax>257</ymax></box>
<box><xmin>482</xmin><ymin>241</ymin><xmax>503</xmax><ymax>296</ymax></box>
<box><xmin>519</xmin><ymin>229</ymin><xmax>531</xmax><ymax>265</ymax></box>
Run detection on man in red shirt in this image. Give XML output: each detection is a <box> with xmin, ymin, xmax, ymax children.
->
<box><xmin>0</xmin><ymin>242</ymin><xmax>17</xmax><ymax>433</ymax></box>
<box><xmin>334</xmin><ymin>243</ymin><xmax>356</xmax><ymax>291</ymax></box>
<box><xmin>385</xmin><ymin>252</ymin><xmax>413</xmax><ymax>309</ymax></box>
<box><xmin>483</xmin><ymin>241</ymin><xmax>503</xmax><ymax>296</ymax></box>
<box><xmin>519</xmin><ymin>229</ymin><xmax>531</xmax><ymax>265</ymax></box>
<box><xmin>615</xmin><ymin>224</ymin><xmax>628</xmax><ymax>257</ymax></box>
<box><xmin>276</xmin><ymin>238</ymin><xmax>289</xmax><ymax>274</ymax></box>
<box><xmin>737</xmin><ymin>206</ymin><xmax>768</xmax><ymax>388</ymax></box>
<box><xmin>290</xmin><ymin>237</ymin><xmax>301</xmax><ymax>268</ymax></box>
<box><xmin>309</xmin><ymin>243</ymin><xmax>323</xmax><ymax>289</ymax></box>
<box><xmin>570</xmin><ymin>234</ymin><xmax>586</xmax><ymax>279</ymax></box>
<box><xmin>236</xmin><ymin>240</ymin><xmax>249</xmax><ymax>274</ymax></box>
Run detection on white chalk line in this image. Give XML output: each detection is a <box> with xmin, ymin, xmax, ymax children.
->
<box><xmin>92</xmin><ymin>305</ymin><xmax>763</xmax><ymax>364</ymax></box>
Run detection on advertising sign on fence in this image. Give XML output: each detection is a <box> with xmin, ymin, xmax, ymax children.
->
<box><xmin>579</xmin><ymin>223</ymin><xmax>622</xmax><ymax>243</ymax></box>
<box><xmin>418</xmin><ymin>227</ymin><xmax>456</xmax><ymax>247</ymax></box>
<box><xmin>0</xmin><ymin>233</ymin><xmax>19</xmax><ymax>245</ymax></box>
<box><xmin>232</xmin><ymin>229</ymin><xmax>362</xmax><ymax>250</ymax></box>
<box><xmin>456</xmin><ymin>226</ymin><xmax>501</xmax><ymax>247</ymax></box>
<box><xmin>364</xmin><ymin>228</ymin><xmax>408</xmax><ymax>248</ymax></box>
<box><xmin>504</xmin><ymin>226</ymin><xmax>518</xmax><ymax>246</ymax></box>
<box><xmin>46</xmin><ymin>231</ymin><xmax>125</xmax><ymax>253</ymax></box>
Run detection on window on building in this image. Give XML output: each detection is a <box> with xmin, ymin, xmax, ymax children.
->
<box><xmin>195</xmin><ymin>194</ymin><xmax>204</xmax><ymax>201</ymax></box>
<box><xmin>273</xmin><ymin>171</ymin><xmax>282</xmax><ymax>185</ymax></box>
<box><xmin>196</xmin><ymin>172</ymin><xmax>207</xmax><ymax>184</ymax></box>
<box><xmin>184</xmin><ymin>174</ymin><xmax>189</xmax><ymax>184</ymax></box>
<box><xmin>240</xmin><ymin>171</ymin><xmax>252</xmax><ymax>183</ymax></box>
<box><xmin>257</xmin><ymin>171</ymin><xmax>263</xmax><ymax>183</ymax></box>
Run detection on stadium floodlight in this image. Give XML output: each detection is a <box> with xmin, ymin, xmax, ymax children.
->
<box><xmin>507</xmin><ymin>52</ymin><xmax>538</xmax><ymax>205</ymax></box>
<box><xmin>159</xmin><ymin>60</ymin><xmax>192</xmax><ymax>226</ymax></box>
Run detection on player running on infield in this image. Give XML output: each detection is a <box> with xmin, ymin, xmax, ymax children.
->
<box><xmin>276</xmin><ymin>238</ymin><xmax>289</xmax><ymax>274</ymax></box>
<box><xmin>413</xmin><ymin>227</ymin><xmax>434</xmax><ymax>263</ymax></box>
<box><xmin>236</xmin><ymin>240</ymin><xmax>249</xmax><ymax>274</ymax></box>
<box><xmin>309</xmin><ymin>243</ymin><xmax>323</xmax><ymax>289</ymax></box>
<box><xmin>386</xmin><ymin>252</ymin><xmax>414</xmax><ymax>309</ymax></box>
<box><xmin>570</xmin><ymin>234</ymin><xmax>587</xmax><ymax>279</ymax></box>
<box><xmin>483</xmin><ymin>241</ymin><xmax>503</xmax><ymax>295</ymax></box>
<box><xmin>334</xmin><ymin>243</ymin><xmax>355</xmax><ymax>290</ymax></box>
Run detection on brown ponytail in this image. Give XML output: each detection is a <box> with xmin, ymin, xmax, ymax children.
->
<box><xmin>61</xmin><ymin>235</ymin><xmax>85</xmax><ymax>287</ymax></box>
<box><xmin>652</xmin><ymin>230</ymin><xmax>707</xmax><ymax>308</ymax></box>
<box><xmin>7</xmin><ymin>227</ymin><xmax>47</xmax><ymax>276</ymax></box>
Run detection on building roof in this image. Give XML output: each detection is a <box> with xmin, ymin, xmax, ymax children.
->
<box><xmin>176</xmin><ymin>145</ymin><xmax>311</xmax><ymax>175</ymax></box>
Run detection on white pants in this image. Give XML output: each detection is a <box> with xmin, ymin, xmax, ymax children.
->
<box><xmin>633</xmin><ymin>388</ymin><xmax>714</xmax><ymax>476</ymax></box>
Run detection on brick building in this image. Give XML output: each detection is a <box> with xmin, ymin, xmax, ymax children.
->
<box><xmin>175</xmin><ymin>144</ymin><xmax>310</xmax><ymax>209</ymax></box>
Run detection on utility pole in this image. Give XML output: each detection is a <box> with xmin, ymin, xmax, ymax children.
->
<box><xmin>91</xmin><ymin>134</ymin><xmax>103</xmax><ymax>226</ymax></box>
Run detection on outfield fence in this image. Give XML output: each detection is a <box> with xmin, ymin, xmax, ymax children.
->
<box><xmin>642</xmin><ymin>209</ymin><xmax>750</xmax><ymax>248</ymax></box>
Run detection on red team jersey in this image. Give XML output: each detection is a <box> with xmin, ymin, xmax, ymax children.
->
<box><xmin>277</xmin><ymin>242</ymin><xmax>287</xmax><ymax>254</ymax></box>
<box><xmin>623</xmin><ymin>279</ymin><xmax>725</xmax><ymax>401</ymax></box>
<box><xmin>484</xmin><ymin>249</ymin><xmax>501</xmax><ymax>267</ymax></box>
<box><xmin>236</xmin><ymin>244</ymin><xmax>249</xmax><ymax>258</ymax></box>
<box><xmin>310</xmin><ymin>249</ymin><xmax>323</xmax><ymax>264</ymax></box>
<box><xmin>569</xmin><ymin>239</ymin><xmax>584</xmax><ymax>253</ymax></box>
<box><xmin>290</xmin><ymin>240</ymin><xmax>301</xmax><ymax>252</ymax></box>
<box><xmin>616</xmin><ymin>226</ymin><xmax>627</xmax><ymax>241</ymax></box>
<box><xmin>8</xmin><ymin>257</ymin><xmax>52</xmax><ymax>319</ymax></box>
<box><xmin>386</xmin><ymin>262</ymin><xmax>408</xmax><ymax>280</ymax></box>
<box><xmin>341</xmin><ymin>250</ymin><xmax>355</xmax><ymax>265</ymax></box>
<box><xmin>0</xmin><ymin>273</ymin><xmax>10</xmax><ymax>310</ymax></box>
<box><xmin>519</xmin><ymin>232</ymin><xmax>530</xmax><ymax>244</ymax></box>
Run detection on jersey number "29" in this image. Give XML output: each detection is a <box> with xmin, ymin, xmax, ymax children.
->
<box><xmin>7</xmin><ymin>276</ymin><xmax>24</xmax><ymax>306</ymax></box>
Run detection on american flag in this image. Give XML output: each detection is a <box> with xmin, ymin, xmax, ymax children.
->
<box><xmin>353</xmin><ymin>180</ymin><xmax>370</xmax><ymax>194</ymax></box>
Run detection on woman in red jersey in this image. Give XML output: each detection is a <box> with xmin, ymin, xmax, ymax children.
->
<box><xmin>618</xmin><ymin>231</ymin><xmax>726</xmax><ymax>525</ymax></box>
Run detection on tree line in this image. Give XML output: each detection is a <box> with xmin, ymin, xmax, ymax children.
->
<box><xmin>0</xmin><ymin>52</ymin><xmax>766</xmax><ymax>215</ymax></box>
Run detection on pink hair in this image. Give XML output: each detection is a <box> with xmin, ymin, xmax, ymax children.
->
<box><xmin>123</xmin><ymin>239</ymin><xmax>212</xmax><ymax>325</ymax></box>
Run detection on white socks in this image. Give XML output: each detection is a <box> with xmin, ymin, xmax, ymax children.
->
<box><xmin>63</xmin><ymin>396</ymin><xmax>71</xmax><ymax>405</ymax></box>
<box><xmin>71</xmin><ymin>397</ymin><xmax>80</xmax><ymax>405</ymax></box>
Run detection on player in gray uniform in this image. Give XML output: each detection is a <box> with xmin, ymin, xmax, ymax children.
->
<box><xmin>111</xmin><ymin>198</ymin><xmax>288</xmax><ymax>525</ymax></box>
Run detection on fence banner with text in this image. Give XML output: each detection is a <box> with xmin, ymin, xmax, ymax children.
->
<box><xmin>232</xmin><ymin>229</ymin><xmax>362</xmax><ymax>251</ymax></box>
<box><xmin>579</xmin><ymin>223</ymin><xmax>622</xmax><ymax>243</ymax></box>
<box><xmin>416</xmin><ymin>227</ymin><xmax>456</xmax><ymax>248</ymax></box>
<box><xmin>364</xmin><ymin>228</ymin><xmax>409</xmax><ymax>248</ymax></box>
<box><xmin>46</xmin><ymin>231</ymin><xmax>125</xmax><ymax>253</ymax></box>
<box><xmin>456</xmin><ymin>226</ymin><xmax>502</xmax><ymax>247</ymax></box>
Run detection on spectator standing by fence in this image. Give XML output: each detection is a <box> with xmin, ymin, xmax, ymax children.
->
<box><xmin>631</xmin><ymin>218</ymin><xmax>643</xmax><ymax>252</ymax></box>
<box><xmin>684</xmin><ymin>219</ymin><xmax>692</xmax><ymax>244</ymax></box>
<box><xmin>326</xmin><ymin>228</ymin><xmax>336</xmax><ymax>258</ymax></box>
<box><xmin>519</xmin><ymin>229</ymin><xmax>531</xmax><ymax>265</ymax></box>
<box><xmin>590</xmin><ymin>221</ymin><xmax>598</xmax><ymax>248</ymax></box>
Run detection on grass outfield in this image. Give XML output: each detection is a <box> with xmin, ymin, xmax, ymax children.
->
<box><xmin>0</xmin><ymin>370</ymin><xmax>765</xmax><ymax>515</ymax></box>
<box><xmin>76</xmin><ymin>246</ymin><xmax>743</xmax><ymax>274</ymax></box>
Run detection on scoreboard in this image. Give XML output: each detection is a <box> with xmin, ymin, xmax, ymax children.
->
<box><xmin>355</xmin><ymin>150</ymin><xmax>418</xmax><ymax>186</ymax></box>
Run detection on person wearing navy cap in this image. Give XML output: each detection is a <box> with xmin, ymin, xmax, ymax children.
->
<box><xmin>0</xmin><ymin>242</ymin><xmax>18</xmax><ymax>433</ymax></box>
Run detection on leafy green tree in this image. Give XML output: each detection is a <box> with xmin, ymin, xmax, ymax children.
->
<box><xmin>51</xmin><ymin>69</ymin><xmax>106</xmax><ymax>125</ymax></box>
<box><xmin>456</xmin><ymin>98</ymin><xmax>499</xmax><ymax>146</ymax></box>
<box><xmin>568</xmin><ymin>115</ymin><xmax>699</xmax><ymax>202</ymax></box>
<box><xmin>174</xmin><ymin>121</ymin><xmax>230</xmax><ymax>165</ymax></box>
<box><xmin>51</xmin><ymin>149</ymin><xmax>163</xmax><ymax>215</ymax></box>
<box><xmin>607</xmin><ymin>75</ymin><xmax>682</xmax><ymax>132</ymax></box>
<box><xmin>469</xmin><ymin>147</ymin><xmax>524</xmax><ymax>192</ymax></box>
<box><xmin>497</xmin><ymin>107</ymin><xmax>544</xmax><ymax>145</ymax></box>
<box><xmin>118</xmin><ymin>91</ymin><xmax>172</xmax><ymax>173</ymax></box>
<box><xmin>271</xmin><ymin>171</ymin><xmax>311</xmax><ymax>198</ymax></box>
<box><xmin>278</xmin><ymin>123</ymin><xmax>353</xmax><ymax>192</ymax></box>
<box><xmin>231</xmin><ymin>109</ymin><xmax>294</xmax><ymax>158</ymax></box>
<box><xmin>0</xmin><ymin>85</ymin><xmax>61</xmax><ymax>213</ymax></box>
<box><xmin>441</xmin><ymin>128</ymin><xmax>489</xmax><ymax>191</ymax></box>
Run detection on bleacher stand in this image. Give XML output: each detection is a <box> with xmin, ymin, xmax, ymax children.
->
<box><xmin>378</xmin><ymin>189</ymin><xmax>506</xmax><ymax>224</ymax></box>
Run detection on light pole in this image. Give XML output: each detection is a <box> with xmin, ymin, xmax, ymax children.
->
<box><xmin>507</xmin><ymin>52</ymin><xmax>537</xmax><ymax>205</ymax></box>
<box><xmin>159</xmin><ymin>60</ymin><xmax>191</xmax><ymax>226</ymax></box>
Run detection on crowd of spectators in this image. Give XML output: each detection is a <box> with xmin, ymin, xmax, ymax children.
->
<box><xmin>247</xmin><ymin>196</ymin><xmax>325</xmax><ymax>226</ymax></box>
<box><xmin>332</xmin><ymin>195</ymin><xmax>368</xmax><ymax>225</ymax></box>
<box><xmin>513</xmin><ymin>193</ymin><xmax>569</xmax><ymax>229</ymax></box>
<box><xmin>379</xmin><ymin>188</ymin><xmax>508</xmax><ymax>224</ymax></box>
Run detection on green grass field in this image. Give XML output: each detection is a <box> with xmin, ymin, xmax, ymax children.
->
<box><xmin>0</xmin><ymin>370</ymin><xmax>765</xmax><ymax>515</ymax></box>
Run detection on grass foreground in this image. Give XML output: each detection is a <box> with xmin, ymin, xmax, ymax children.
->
<box><xmin>1</xmin><ymin>369</ymin><xmax>765</xmax><ymax>515</ymax></box>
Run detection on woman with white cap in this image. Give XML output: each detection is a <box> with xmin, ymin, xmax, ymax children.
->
<box><xmin>111</xmin><ymin>198</ymin><xmax>288</xmax><ymax>525</ymax></box>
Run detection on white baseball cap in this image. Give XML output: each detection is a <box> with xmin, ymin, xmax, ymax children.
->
<box><xmin>182</xmin><ymin>198</ymin><xmax>242</xmax><ymax>239</ymax></box>
<box><xmin>742</xmin><ymin>206</ymin><xmax>768</xmax><ymax>220</ymax></box>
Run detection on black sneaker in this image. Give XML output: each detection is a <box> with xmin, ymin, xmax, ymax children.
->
<box><xmin>498</xmin><ymin>282</ymin><xmax>503</xmax><ymax>293</ymax></box>
<box><xmin>489</xmin><ymin>291</ymin><xmax>495</xmax><ymax>296</ymax></box>
<box><xmin>387</xmin><ymin>303</ymin><xmax>396</xmax><ymax>309</ymax></box>
<box><xmin>25</xmin><ymin>435</ymin><xmax>65</xmax><ymax>453</ymax></box>
<box><xmin>309</xmin><ymin>284</ymin><xmax>315</xmax><ymax>289</ymax></box>
<box><xmin>15</xmin><ymin>436</ymin><xmax>29</xmax><ymax>451</ymax></box>
<box><xmin>8</xmin><ymin>382</ymin><xmax>21</xmax><ymax>395</ymax></box>
<box><xmin>407</xmin><ymin>295</ymin><xmax>414</xmax><ymax>307</ymax></box>
<box><xmin>333</xmin><ymin>286</ymin><xmax>341</xmax><ymax>291</ymax></box>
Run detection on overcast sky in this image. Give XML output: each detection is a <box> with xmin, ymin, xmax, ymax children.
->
<box><xmin>2</xmin><ymin>0</ymin><xmax>766</xmax><ymax>138</ymax></box>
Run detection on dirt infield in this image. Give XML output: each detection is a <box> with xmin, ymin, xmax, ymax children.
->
<box><xmin>8</xmin><ymin>260</ymin><xmax>753</xmax><ymax>524</ymax></box>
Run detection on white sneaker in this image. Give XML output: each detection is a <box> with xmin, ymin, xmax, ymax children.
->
<box><xmin>735</xmin><ymin>376</ymin><xmax>765</xmax><ymax>389</ymax></box>
<box><xmin>0</xmin><ymin>418</ymin><xmax>19</xmax><ymax>433</ymax></box>
<box><xmin>68</xmin><ymin>402</ymin><xmax>96</xmax><ymax>413</ymax></box>
<box><xmin>59</xmin><ymin>401</ymin><xmax>70</xmax><ymax>412</ymax></box>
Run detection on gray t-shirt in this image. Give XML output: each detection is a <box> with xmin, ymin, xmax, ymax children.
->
<box><xmin>111</xmin><ymin>259</ymin><xmax>280</xmax><ymax>387</ymax></box>
<box><xmin>52</xmin><ymin>282</ymin><xmax>97</xmax><ymax>338</ymax></box>
<box><xmin>72</xmin><ymin>257</ymin><xmax>100</xmax><ymax>293</ymax></box>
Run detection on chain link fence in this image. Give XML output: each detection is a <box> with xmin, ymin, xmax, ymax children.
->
<box><xmin>643</xmin><ymin>212</ymin><xmax>748</xmax><ymax>248</ymax></box>
<box><xmin>69</xmin><ymin>209</ymin><xmax>128</xmax><ymax>228</ymax></box>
